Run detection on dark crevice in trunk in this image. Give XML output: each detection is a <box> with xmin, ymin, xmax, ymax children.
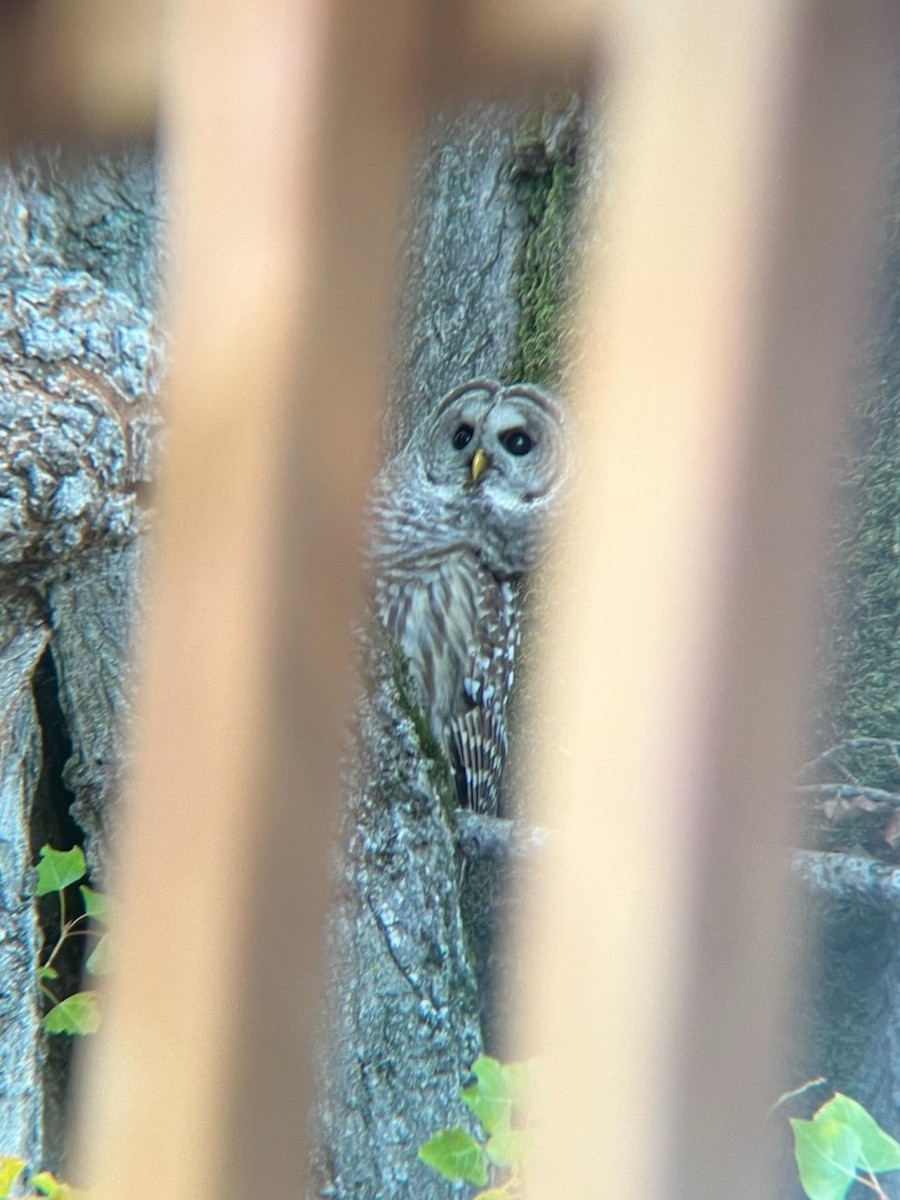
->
<box><xmin>29</xmin><ymin>644</ymin><xmax>85</xmax><ymax>1173</ymax></box>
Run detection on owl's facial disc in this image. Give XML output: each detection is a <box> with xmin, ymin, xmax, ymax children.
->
<box><xmin>424</xmin><ymin>379</ymin><xmax>566</xmax><ymax>507</ymax></box>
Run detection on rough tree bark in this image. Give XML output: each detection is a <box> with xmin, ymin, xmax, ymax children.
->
<box><xmin>0</xmin><ymin>617</ymin><xmax>47</xmax><ymax>1170</ymax></box>
<box><xmin>314</xmin><ymin>634</ymin><xmax>483</xmax><ymax>1199</ymax></box>
<box><xmin>0</xmin><ymin>148</ymin><xmax>160</xmax><ymax>1168</ymax></box>
<box><xmin>390</xmin><ymin>106</ymin><xmax>527</xmax><ymax>445</ymax></box>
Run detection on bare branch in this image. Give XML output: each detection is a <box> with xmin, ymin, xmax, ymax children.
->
<box><xmin>454</xmin><ymin>810</ymin><xmax>550</xmax><ymax>863</ymax></box>
<box><xmin>791</xmin><ymin>850</ymin><xmax>900</xmax><ymax>909</ymax></box>
<box><xmin>794</xmin><ymin>783</ymin><xmax>900</xmax><ymax>809</ymax></box>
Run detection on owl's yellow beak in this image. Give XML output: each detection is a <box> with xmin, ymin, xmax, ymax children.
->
<box><xmin>470</xmin><ymin>447</ymin><xmax>488</xmax><ymax>482</ymax></box>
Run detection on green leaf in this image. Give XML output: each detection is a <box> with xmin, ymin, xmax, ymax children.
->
<box><xmin>29</xmin><ymin>1171</ymin><xmax>86</xmax><ymax>1200</ymax></box>
<box><xmin>35</xmin><ymin>846</ymin><xmax>86</xmax><ymax>896</ymax></box>
<box><xmin>79</xmin><ymin>885</ymin><xmax>110</xmax><ymax>923</ymax></box>
<box><xmin>418</xmin><ymin>1127</ymin><xmax>488</xmax><ymax>1186</ymax></box>
<box><xmin>42</xmin><ymin>991</ymin><xmax>101</xmax><ymax>1036</ymax></box>
<box><xmin>791</xmin><ymin>1115</ymin><xmax>862</xmax><ymax>1200</ymax></box>
<box><xmin>85</xmin><ymin>934</ymin><xmax>112</xmax><ymax>977</ymax></box>
<box><xmin>462</xmin><ymin>1056</ymin><xmax>513</xmax><ymax>1135</ymax></box>
<box><xmin>486</xmin><ymin>1125</ymin><xmax>527</xmax><ymax>1169</ymax></box>
<box><xmin>30</xmin><ymin>1170</ymin><xmax>60</xmax><ymax>1196</ymax></box>
<box><xmin>820</xmin><ymin>1094</ymin><xmax>900</xmax><ymax>1174</ymax></box>
<box><xmin>0</xmin><ymin>1156</ymin><xmax>25</xmax><ymax>1198</ymax></box>
<box><xmin>37</xmin><ymin>965</ymin><xmax>59</xmax><ymax>981</ymax></box>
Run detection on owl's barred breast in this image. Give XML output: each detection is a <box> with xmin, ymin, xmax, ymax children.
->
<box><xmin>367</xmin><ymin>378</ymin><xmax>566</xmax><ymax>815</ymax></box>
<box><xmin>377</xmin><ymin>546</ymin><xmax>516</xmax><ymax>761</ymax></box>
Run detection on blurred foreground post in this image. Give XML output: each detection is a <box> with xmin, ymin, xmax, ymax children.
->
<box><xmin>519</xmin><ymin>4</ymin><xmax>896</xmax><ymax>1200</ymax></box>
<box><xmin>72</xmin><ymin>1</ymin><xmax>424</xmax><ymax>1197</ymax></box>
<box><xmin>0</xmin><ymin>0</ymin><xmax>160</xmax><ymax>143</ymax></box>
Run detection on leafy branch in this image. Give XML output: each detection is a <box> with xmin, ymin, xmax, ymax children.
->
<box><xmin>419</xmin><ymin>1057</ymin><xmax>532</xmax><ymax>1197</ymax></box>
<box><xmin>34</xmin><ymin>845</ymin><xmax>111</xmax><ymax>1036</ymax></box>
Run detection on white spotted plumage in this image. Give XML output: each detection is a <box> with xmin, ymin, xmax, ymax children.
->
<box><xmin>368</xmin><ymin>378</ymin><xmax>567</xmax><ymax>815</ymax></box>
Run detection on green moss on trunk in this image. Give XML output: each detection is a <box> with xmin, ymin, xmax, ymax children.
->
<box><xmin>504</xmin><ymin>100</ymin><xmax>583</xmax><ymax>388</ymax></box>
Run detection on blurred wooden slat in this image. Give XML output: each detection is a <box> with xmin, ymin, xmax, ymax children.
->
<box><xmin>519</xmin><ymin>3</ymin><xmax>896</xmax><ymax>1200</ymax></box>
<box><xmin>0</xmin><ymin>0</ymin><xmax>160</xmax><ymax>143</ymax></box>
<box><xmin>0</xmin><ymin>0</ymin><xmax>596</xmax><ymax>150</ymax></box>
<box><xmin>73</xmin><ymin>1</ymin><xmax>425</xmax><ymax>1198</ymax></box>
<box><xmin>450</xmin><ymin>0</ymin><xmax>603</xmax><ymax>82</ymax></box>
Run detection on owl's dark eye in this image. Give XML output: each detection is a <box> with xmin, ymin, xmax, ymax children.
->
<box><xmin>500</xmin><ymin>428</ymin><xmax>534</xmax><ymax>456</ymax></box>
<box><xmin>452</xmin><ymin>424</ymin><xmax>474</xmax><ymax>451</ymax></box>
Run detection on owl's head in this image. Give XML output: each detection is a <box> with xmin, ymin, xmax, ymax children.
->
<box><xmin>421</xmin><ymin>378</ymin><xmax>568</xmax><ymax>574</ymax></box>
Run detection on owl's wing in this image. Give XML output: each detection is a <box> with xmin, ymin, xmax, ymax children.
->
<box><xmin>448</xmin><ymin>579</ymin><xmax>520</xmax><ymax>815</ymax></box>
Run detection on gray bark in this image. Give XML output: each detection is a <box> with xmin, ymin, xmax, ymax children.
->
<box><xmin>786</xmin><ymin>860</ymin><xmax>900</xmax><ymax>1173</ymax></box>
<box><xmin>789</xmin><ymin>856</ymin><xmax>900</xmax><ymax>1157</ymax></box>
<box><xmin>390</xmin><ymin>105</ymin><xmax>527</xmax><ymax>444</ymax></box>
<box><xmin>315</xmin><ymin>635</ymin><xmax>482</xmax><ymax>1199</ymax></box>
<box><xmin>846</xmin><ymin>921</ymin><xmax>900</xmax><ymax>1135</ymax></box>
<box><xmin>46</xmin><ymin>543</ymin><xmax>144</xmax><ymax>884</ymax></box>
<box><xmin>454</xmin><ymin>811</ymin><xmax>549</xmax><ymax>864</ymax></box>
<box><xmin>0</xmin><ymin>613</ymin><xmax>50</xmax><ymax>1169</ymax></box>
<box><xmin>0</xmin><ymin>149</ymin><xmax>160</xmax><ymax>311</ymax></box>
<box><xmin>0</xmin><ymin>148</ymin><xmax>159</xmax><ymax>1170</ymax></box>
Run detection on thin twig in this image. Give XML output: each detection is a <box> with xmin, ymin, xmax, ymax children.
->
<box><xmin>860</xmin><ymin>1167</ymin><xmax>891</xmax><ymax>1200</ymax></box>
<box><xmin>767</xmin><ymin>1077</ymin><xmax>828</xmax><ymax>1117</ymax></box>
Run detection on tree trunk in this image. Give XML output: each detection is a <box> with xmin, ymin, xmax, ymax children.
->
<box><xmin>314</xmin><ymin>633</ymin><xmax>483</xmax><ymax>1199</ymax></box>
<box><xmin>391</xmin><ymin>105</ymin><xmax>527</xmax><ymax>440</ymax></box>
<box><xmin>0</xmin><ymin>615</ymin><xmax>49</xmax><ymax>1170</ymax></box>
<box><xmin>0</xmin><ymin>148</ymin><xmax>160</xmax><ymax>1170</ymax></box>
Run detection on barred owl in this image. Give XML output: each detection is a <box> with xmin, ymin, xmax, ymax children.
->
<box><xmin>369</xmin><ymin>378</ymin><xmax>568</xmax><ymax>815</ymax></box>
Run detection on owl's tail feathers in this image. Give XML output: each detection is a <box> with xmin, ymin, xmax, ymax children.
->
<box><xmin>449</xmin><ymin>707</ymin><xmax>507</xmax><ymax>817</ymax></box>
